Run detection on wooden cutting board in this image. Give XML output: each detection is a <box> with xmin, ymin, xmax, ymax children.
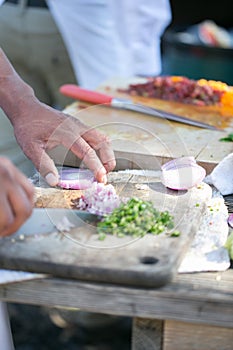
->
<box><xmin>48</xmin><ymin>78</ymin><xmax>233</xmax><ymax>174</ymax></box>
<box><xmin>0</xmin><ymin>171</ymin><xmax>212</xmax><ymax>288</ymax></box>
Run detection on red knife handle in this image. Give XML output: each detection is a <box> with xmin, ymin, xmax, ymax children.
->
<box><xmin>59</xmin><ymin>84</ymin><xmax>113</xmax><ymax>105</ymax></box>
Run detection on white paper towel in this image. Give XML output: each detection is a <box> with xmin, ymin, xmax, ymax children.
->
<box><xmin>205</xmin><ymin>153</ymin><xmax>233</xmax><ymax>195</ymax></box>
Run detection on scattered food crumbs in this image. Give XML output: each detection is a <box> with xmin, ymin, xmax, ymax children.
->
<box><xmin>98</xmin><ymin>232</ymin><xmax>106</xmax><ymax>241</ymax></box>
<box><xmin>197</xmin><ymin>184</ymin><xmax>204</xmax><ymax>189</ymax></box>
<box><xmin>170</xmin><ymin>230</ymin><xmax>181</xmax><ymax>237</ymax></box>
<box><xmin>135</xmin><ymin>184</ymin><xmax>149</xmax><ymax>190</ymax></box>
<box><xmin>55</xmin><ymin>217</ymin><xmax>75</xmax><ymax>232</ymax></box>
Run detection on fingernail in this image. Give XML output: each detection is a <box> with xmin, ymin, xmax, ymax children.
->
<box><xmin>102</xmin><ymin>174</ymin><xmax>107</xmax><ymax>184</ymax></box>
<box><xmin>45</xmin><ymin>173</ymin><xmax>58</xmax><ymax>186</ymax></box>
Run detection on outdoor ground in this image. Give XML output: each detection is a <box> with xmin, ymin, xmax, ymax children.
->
<box><xmin>8</xmin><ymin>303</ymin><xmax>132</xmax><ymax>350</ymax></box>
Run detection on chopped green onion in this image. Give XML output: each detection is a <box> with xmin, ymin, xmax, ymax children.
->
<box><xmin>97</xmin><ymin>197</ymin><xmax>175</xmax><ymax>240</ymax></box>
<box><xmin>219</xmin><ymin>133</ymin><xmax>233</xmax><ymax>142</ymax></box>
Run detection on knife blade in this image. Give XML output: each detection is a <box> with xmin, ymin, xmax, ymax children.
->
<box><xmin>11</xmin><ymin>208</ymin><xmax>99</xmax><ymax>239</ymax></box>
<box><xmin>60</xmin><ymin>84</ymin><xmax>220</xmax><ymax>130</ymax></box>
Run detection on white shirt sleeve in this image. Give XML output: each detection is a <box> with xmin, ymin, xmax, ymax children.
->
<box><xmin>0</xmin><ymin>0</ymin><xmax>5</xmax><ymax>6</ymax></box>
<box><xmin>46</xmin><ymin>0</ymin><xmax>172</xmax><ymax>89</ymax></box>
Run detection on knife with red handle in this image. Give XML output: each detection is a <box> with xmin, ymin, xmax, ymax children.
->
<box><xmin>60</xmin><ymin>84</ymin><xmax>219</xmax><ymax>130</ymax></box>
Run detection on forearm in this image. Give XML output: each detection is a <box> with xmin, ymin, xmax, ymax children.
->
<box><xmin>0</xmin><ymin>47</ymin><xmax>35</xmax><ymax>124</ymax></box>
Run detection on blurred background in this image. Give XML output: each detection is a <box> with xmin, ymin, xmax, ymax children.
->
<box><xmin>3</xmin><ymin>1</ymin><xmax>233</xmax><ymax>349</ymax></box>
<box><xmin>162</xmin><ymin>0</ymin><xmax>233</xmax><ymax>85</ymax></box>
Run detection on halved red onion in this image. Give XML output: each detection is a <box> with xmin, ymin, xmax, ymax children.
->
<box><xmin>161</xmin><ymin>157</ymin><xmax>206</xmax><ymax>190</ymax></box>
<box><xmin>161</xmin><ymin>156</ymin><xmax>196</xmax><ymax>171</ymax></box>
<box><xmin>57</xmin><ymin>168</ymin><xmax>95</xmax><ymax>190</ymax></box>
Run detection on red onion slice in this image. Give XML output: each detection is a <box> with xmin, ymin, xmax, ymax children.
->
<box><xmin>228</xmin><ymin>213</ymin><xmax>233</xmax><ymax>228</ymax></box>
<box><xmin>161</xmin><ymin>156</ymin><xmax>196</xmax><ymax>171</ymax></box>
<box><xmin>57</xmin><ymin>168</ymin><xmax>95</xmax><ymax>190</ymax></box>
<box><xmin>161</xmin><ymin>157</ymin><xmax>206</xmax><ymax>190</ymax></box>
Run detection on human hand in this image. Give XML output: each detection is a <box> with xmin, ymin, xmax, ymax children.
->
<box><xmin>11</xmin><ymin>98</ymin><xmax>116</xmax><ymax>186</ymax></box>
<box><xmin>0</xmin><ymin>157</ymin><xmax>34</xmax><ymax>237</ymax></box>
<box><xmin>0</xmin><ymin>48</ymin><xmax>115</xmax><ymax>186</ymax></box>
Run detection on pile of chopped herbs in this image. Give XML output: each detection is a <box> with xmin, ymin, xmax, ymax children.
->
<box><xmin>219</xmin><ymin>133</ymin><xmax>233</xmax><ymax>142</ymax></box>
<box><xmin>97</xmin><ymin>197</ymin><xmax>178</xmax><ymax>240</ymax></box>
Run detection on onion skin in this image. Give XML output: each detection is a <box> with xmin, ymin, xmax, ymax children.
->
<box><xmin>161</xmin><ymin>157</ymin><xmax>206</xmax><ymax>190</ymax></box>
<box><xmin>227</xmin><ymin>213</ymin><xmax>233</xmax><ymax>228</ymax></box>
<box><xmin>161</xmin><ymin>156</ymin><xmax>196</xmax><ymax>171</ymax></box>
<box><xmin>57</xmin><ymin>168</ymin><xmax>95</xmax><ymax>190</ymax></box>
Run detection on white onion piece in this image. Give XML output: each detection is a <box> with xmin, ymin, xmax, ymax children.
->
<box><xmin>58</xmin><ymin>168</ymin><xmax>95</xmax><ymax>190</ymax></box>
<box><xmin>161</xmin><ymin>157</ymin><xmax>206</xmax><ymax>190</ymax></box>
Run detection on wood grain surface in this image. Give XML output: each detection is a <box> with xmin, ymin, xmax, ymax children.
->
<box><xmin>49</xmin><ymin>78</ymin><xmax>233</xmax><ymax>174</ymax></box>
<box><xmin>0</xmin><ymin>269</ymin><xmax>232</xmax><ymax>327</ymax></box>
<box><xmin>0</xmin><ymin>172</ymin><xmax>212</xmax><ymax>288</ymax></box>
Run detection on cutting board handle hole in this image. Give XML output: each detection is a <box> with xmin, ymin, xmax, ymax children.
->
<box><xmin>140</xmin><ymin>256</ymin><xmax>159</xmax><ymax>265</ymax></box>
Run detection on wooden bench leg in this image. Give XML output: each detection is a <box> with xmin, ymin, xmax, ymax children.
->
<box><xmin>163</xmin><ymin>320</ymin><xmax>233</xmax><ymax>350</ymax></box>
<box><xmin>0</xmin><ymin>302</ymin><xmax>15</xmax><ymax>350</ymax></box>
<box><xmin>131</xmin><ymin>317</ymin><xmax>164</xmax><ymax>350</ymax></box>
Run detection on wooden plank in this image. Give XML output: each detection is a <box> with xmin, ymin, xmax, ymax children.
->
<box><xmin>132</xmin><ymin>318</ymin><xmax>163</xmax><ymax>350</ymax></box>
<box><xmin>164</xmin><ymin>320</ymin><xmax>233</xmax><ymax>350</ymax></box>
<box><xmin>132</xmin><ymin>318</ymin><xmax>233</xmax><ymax>350</ymax></box>
<box><xmin>0</xmin><ymin>172</ymin><xmax>212</xmax><ymax>288</ymax></box>
<box><xmin>0</xmin><ymin>269</ymin><xmax>232</xmax><ymax>327</ymax></box>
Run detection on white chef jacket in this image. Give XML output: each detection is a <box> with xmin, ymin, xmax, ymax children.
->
<box><xmin>0</xmin><ymin>0</ymin><xmax>171</xmax><ymax>89</ymax></box>
<box><xmin>47</xmin><ymin>0</ymin><xmax>172</xmax><ymax>88</ymax></box>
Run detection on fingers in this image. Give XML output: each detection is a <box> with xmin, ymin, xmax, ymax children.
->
<box><xmin>22</xmin><ymin>144</ymin><xmax>59</xmax><ymax>186</ymax></box>
<box><xmin>81</xmin><ymin>128</ymin><xmax>116</xmax><ymax>173</ymax></box>
<box><xmin>0</xmin><ymin>184</ymin><xmax>33</xmax><ymax>237</ymax></box>
<box><xmin>35</xmin><ymin>153</ymin><xmax>59</xmax><ymax>186</ymax></box>
<box><xmin>29</xmin><ymin>135</ymin><xmax>109</xmax><ymax>184</ymax></box>
<box><xmin>69</xmin><ymin>136</ymin><xmax>108</xmax><ymax>183</ymax></box>
<box><xmin>59</xmin><ymin>116</ymin><xmax>116</xmax><ymax>175</ymax></box>
<box><xmin>0</xmin><ymin>158</ymin><xmax>34</xmax><ymax>237</ymax></box>
<box><xmin>49</xmin><ymin>117</ymin><xmax>115</xmax><ymax>183</ymax></box>
<box><xmin>60</xmin><ymin>120</ymin><xmax>116</xmax><ymax>181</ymax></box>
<box><xmin>14</xmin><ymin>110</ymin><xmax>116</xmax><ymax>186</ymax></box>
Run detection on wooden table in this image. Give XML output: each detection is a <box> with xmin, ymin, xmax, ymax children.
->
<box><xmin>1</xmin><ymin>79</ymin><xmax>233</xmax><ymax>349</ymax></box>
<box><xmin>0</xmin><ymin>268</ymin><xmax>232</xmax><ymax>350</ymax></box>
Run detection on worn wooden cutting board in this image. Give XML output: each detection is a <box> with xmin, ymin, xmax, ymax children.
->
<box><xmin>0</xmin><ymin>171</ymin><xmax>212</xmax><ymax>287</ymax></box>
<box><xmin>49</xmin><ymin>77</ymin><xmax>233</xmax><ymax>175</ymax></box>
